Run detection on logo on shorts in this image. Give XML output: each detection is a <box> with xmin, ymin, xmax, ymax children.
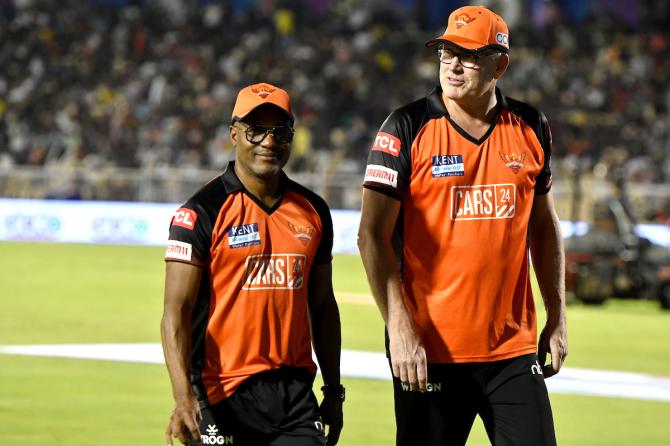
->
<box><xmin>531</xmin><ymin>360</ymin><xmax>543</xmax><ymax>376</ymax></box>
<box><xmin>372</xmin><ymin>132</ymin><xmax>401</xmax><ymax>157</ymax></box>
<box><xmin>165</xmin><ymin>240</ymin><xmax>192</xmax><ymax>261</ymax></box>
<box><xmin>243</xmin><ymin>254</ymin><xmax>306</xmax><ymax>290</ymax></box>
<box><xmin>364</xmin><ymin>165</ymin><xmax>398</xmax><ymax>188</ymax></box>
<box><xmin>172</xmin><ymin>208</ymin><xmax>197</xmax><ymax>230</ymax></box>
<box><xmin>201</xmin><ymin>424</ymin><xmax>234</xmax><ymax>444</ymax></box>
<box><xmin>499</xmin><ymin>151</ymin><xmax>526</xmax><ymax>174</ymax></box>
<box><xmin>228</xmin><ymin>223</ymin><xmax>261</xmax><ymax>248</ymax></box>
<box><xmin>450</xmin><ymin>184</ymin><xmax>516</xmax><ymax>220</ymax></box>
<box><xmin>432</xmin><ymin>155</ymin><xmax>464</xmax><ymax>177</ymax></box>
<box><xmin>400</xmin><ymin>381</ymin><xmax>443</xmax><ymax>392</ymax></box>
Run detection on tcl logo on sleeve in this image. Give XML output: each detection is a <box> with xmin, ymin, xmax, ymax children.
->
<box><xmin>172</xmin><ymin>208</ymin><xmax>197</xmax><ymax>230</ymax></box>
<box><xmin>372</xmin><ymin>132</ymin><xmax>401</xmax><ymax>157</ymax></box>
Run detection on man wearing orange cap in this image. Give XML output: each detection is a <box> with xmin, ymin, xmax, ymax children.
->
<box><xmin>161</xmin><ymin>83</ymin><xmax>343</xmax><ymax>446</ymax></box>
<box><xmin>359</xmin><ymin>5</ymin><xmax>566</xmax><ymax>446</ymax></box>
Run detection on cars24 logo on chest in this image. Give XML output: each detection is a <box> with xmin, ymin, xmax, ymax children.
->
<box><xmin>243</xmin><ymin>254</ymin><xmax>306</xmax><ymax>290</ymax></box>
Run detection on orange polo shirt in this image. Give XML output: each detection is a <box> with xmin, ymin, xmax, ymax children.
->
<box><xmin>166</xmin><ymin>162</ymin><xmax>333</xmax><ymax>403</ymax></box>
<box><xmin>364</xmin><ymin>87</ymin><xmax>553</xmax><ymax>363</ymax></box>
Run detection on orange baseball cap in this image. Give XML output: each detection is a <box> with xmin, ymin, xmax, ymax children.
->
<box><xmin>231</xmin><ymin>83</ymin><xmax>294</xmax><ymax>123</ymax></box>
<box><xmin>425</xmin><ymin>5</ymin><xmax>509</xmax><ymax>52</ymax></box>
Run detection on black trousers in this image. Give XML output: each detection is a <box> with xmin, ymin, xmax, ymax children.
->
<box><xmin>191</xmin><ymin>367</ymin><xmax>325</xmax><ymax>446</ymax></box>
<box><xmin>393</xmin><ymin>353</ymin><xmax>557</xmax><ymax>446</ymax></box>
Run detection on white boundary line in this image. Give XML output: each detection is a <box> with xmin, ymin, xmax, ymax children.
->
<box><xmin>2</xmin><ymin>343</ymin><xmax>670</xmax><ymax>403</ymax></box>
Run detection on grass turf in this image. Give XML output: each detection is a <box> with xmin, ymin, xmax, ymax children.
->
<box><xmin>1</xmin><ymin>242</ymin><xmax>670</xmax><ymax>445</ymax></box>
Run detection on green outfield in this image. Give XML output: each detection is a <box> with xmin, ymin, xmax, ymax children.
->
<box><xmin>1</xmin><ymin>242</ymin><xmax>670</xmax><ymax>445</ymax></box>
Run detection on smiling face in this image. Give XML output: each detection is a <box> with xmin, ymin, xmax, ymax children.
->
<box><xmin>438</xmin><ymin>43</ymin><xmax>509</xmax><ymax>104</ymax></box>
<box><xmin>230</xmin><ymin>104</ymin><xmax>293</xmax><ymax>180</ymax></box>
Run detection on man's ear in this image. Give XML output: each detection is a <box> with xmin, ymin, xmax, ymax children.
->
<box><xmin>493</xmin><ymin>53</ymin><xmax>509</xmax><ymax>79</ymax></box>
<box><xmin>230</xmin><ymin>124</ymin><xmax>239</xmax><ymax>145</ymax></box>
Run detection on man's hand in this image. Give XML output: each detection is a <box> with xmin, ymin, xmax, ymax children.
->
<box><xmin>165</xmin><ymin>397</ymin><xmax>201</xmax><ymax>445</ymax></box>
<box><xmin>388</xmin><ymin>313</ymin><xmax>428</xmax><ymax>392</ymax></box>
<box><xmin>538</xmin><ymin>317</ymin><xmax>568</xmax><ymax>378</ymax></box>
<box><xmin>319</xmin><ymin>395</ymin><xmax>343</xmax><ymax>445</ymax></box>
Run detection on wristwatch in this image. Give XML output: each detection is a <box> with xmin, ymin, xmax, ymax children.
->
<box><xmin>320</xmin><ymin>384</ymin><xmax>346</xmax><ymax>402</ymax></box>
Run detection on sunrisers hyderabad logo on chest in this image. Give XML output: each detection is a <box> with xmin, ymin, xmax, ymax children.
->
<box><xmin>287</xmin><ymin>221</ymin><xmax>315</xmax><ymax>245</ymax></box>
<box><xmin>252</xmin><ymin>85</ymin><xmax>276</xmax><ymax>98</ymax></box>
<box><xmin>499</xmin><ymin>151</ymin><xmax>526</xmax><ymax>174</ymax></box>
<box><xmin>243</xmin><ymin>254</ymin><xmax>306</xmax><ymax>290</ymax></box>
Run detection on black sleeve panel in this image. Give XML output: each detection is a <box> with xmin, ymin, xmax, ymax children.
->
<box><xmin>362</xmin><ymin>183</ymin><xmax>402</xmax><ymax>200</ymax></box>
<box><xmin>289</xmin><ymin>181</ymin><xmax>334</xmax><ymax>265</ymax></box>
<box><xmin>505</xmin><ymin>97</ymin><xmax>553</xmax><ymax>195</ymax></box>
<box><xmin>364</xmin><ymin>97</ymin><xmax>429</xmax><ymax>194</ymax></box>
<box><xmin>166</xmin><ymin>177</ymin><xmax>229</xmax><ymax>266</ymax></box>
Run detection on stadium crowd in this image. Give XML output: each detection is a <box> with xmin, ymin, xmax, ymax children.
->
<box><xmin>1</xmin><ymin>0</ymin><xmax>669</xmax><ymax>212</ymax></box>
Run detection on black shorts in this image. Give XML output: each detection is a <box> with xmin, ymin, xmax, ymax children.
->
<box><xmin>392</xmin><ymin>353</ymin><xmax>556</xmax><ymax>446</ymax></box>
<box><xmin>191</xmin><ymin>367</ymin><xmax>325</xmax><ymax>446</ymax></box>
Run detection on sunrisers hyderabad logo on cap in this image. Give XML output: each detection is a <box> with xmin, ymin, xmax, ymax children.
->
<box><xmin>252</xmin><ymin>85</ymin><xmax>276</xmax><ymax>99</ymax></box>
<box><xmin>499</xmin><ymin>151</ymin><xmax>526</xmax><ymax>174</ymax></box>
<box><xmin>455</xmin><ymin>14</ymin><xmax>476</xmax><ymax>29</ymax></box>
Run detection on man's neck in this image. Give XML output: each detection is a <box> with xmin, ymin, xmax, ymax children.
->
<box><xmin>442</xmin><ymin>87</ymin><xmax>499</xmax><ymax>138</ymax></box>
<box><xmin>234</xmin><ymin>163</ymin><xmax>282</xmax><ymax>208</ymax></box>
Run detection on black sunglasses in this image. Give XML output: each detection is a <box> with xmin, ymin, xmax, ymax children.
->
<box><xmin>236</xmin><ymin>122</ymin><xmax>294</xmax><ymax>145</ymax></box>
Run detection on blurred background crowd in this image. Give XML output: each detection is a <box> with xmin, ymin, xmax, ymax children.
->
<box><xmin>1</xmin><ymin>0</ymin><xmax>669</xmax><ymax>219</ymax></box>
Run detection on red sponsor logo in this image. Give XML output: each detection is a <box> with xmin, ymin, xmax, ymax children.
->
<box><xmin>165</xmin><ymin>240</ymin><xmax>192</xmax><ymax>261</ymax></box>
<box><xmin>372</xmin><ymin>132</ymin><xmax>401</xmax><ymax>157</ymax></box>
<box><xmin>172</xmin><ymin>208</ymin><xmax>197</xmax><ymax>230</ymax></box>
<box><xmin>364</xmin><ymin>165</ymin><xmax>398</xmax><ymax>188</ymax></box>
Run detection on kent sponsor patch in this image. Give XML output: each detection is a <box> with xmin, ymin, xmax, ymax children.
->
<box><xmin>432</xmin><ymin>155</ymin><xmax>464</xmax><ymax>177</ymax></box>
<box><xmin>228</xmin><ymin>223</ymin><xmax>261</xmax><ymax>248</ymax></box>
<box><xmin>371</xmin><ymin>132</ymin><xmax>401</xmax><ymax>157</ymax></box>
<box><xmin>165</xmin><ymin>240</ymin><xmax>193</xmax><ymax>261</ymax></box>
<box><xmin>450</xmin><ymin>184</ymin><xmax>516</xmax><ymax>220</ymax></box>
<box><xmin>172</xmin><ymin>208</ymin><xmax>197</xmax><ymax>230</ymax></box>
<box><xmin>243</xmin><ymin>254</ymin><xmax>306</xmax><ymax>290</ymax></box>
<box><xmin>364</xmin><ymin>164</ymin><xmax>398</xmax><ymax>188</ymax></box>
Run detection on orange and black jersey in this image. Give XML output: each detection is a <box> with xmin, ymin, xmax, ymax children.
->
<box><xmin>364</xmin><ymin>86</ymin><xmax>552</xmax><ymax>363</ymax></box>
<box><xmin>165</xmin><ymin>161</ymin><xmax>333</xmax><ymax>404</ymax></box>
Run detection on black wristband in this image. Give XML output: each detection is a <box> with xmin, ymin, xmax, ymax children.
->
<box><xmin>320</xmin><ymin>384</ymin><xmax>346</xmax><ymax>402</ymax></box>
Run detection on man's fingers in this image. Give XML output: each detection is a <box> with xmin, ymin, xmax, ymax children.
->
<box><xmin>185</xmin><ymin>419</ymin><xmax>200</xmax><ymax>444</ymax></box>
<box><xmin>176</xmin><ymin>428</ymin><xmax>189</xmax><ymax>445</ymax></box>
<box><xmin>406</xmin><ymin>361</ymin><xmax>419</xmax><ymax>391</ymax></box>
<box><xmin>416</xmin><ymin>356</ymin><xmax>428</xmax><ymax>392</ymax></box>
<box><xmin>391</xmin><ymin>359</ymin><xmax>401</xmax><ymax>379</ymax></box>
<box><xmin>395</xmin><ymin>359</ymin><xmax>409</xmax><ymax>385</ymax></box>
<box><xmin>166</xmin><ymin>428</ymin><xmax>174</xmax><ymax>446</ymax></box>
